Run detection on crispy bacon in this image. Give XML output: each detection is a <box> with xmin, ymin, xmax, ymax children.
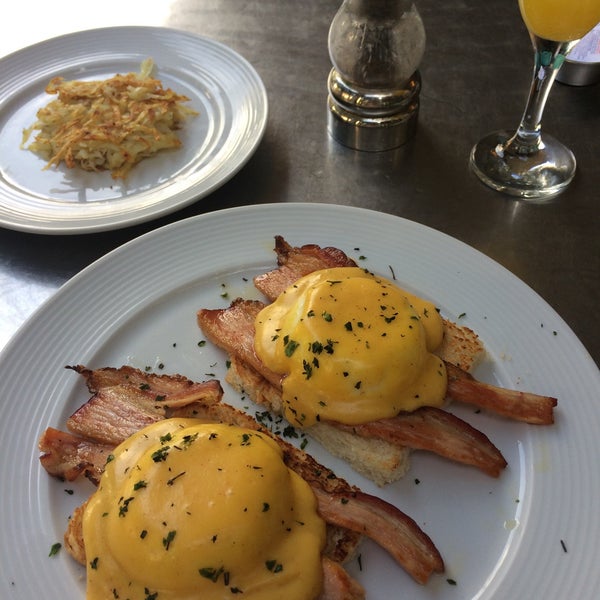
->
<box><xmin>198</xmin><ymin>298</ymin><xmax>279</xmax><ymax>387</ymax></box>
<box><xmin>39</xmin><ymin>427</ymin><xmax>112</xmax><ymax>485</ymax></box>
<box><xmin>39</xmin><ymin>373</ymin><xmax>224</xmax><ymax>483</ymax></box>
<box><xmin>197</xmin><ymin>299</ymin><xmax>507</xmax><ymax>477</ymax></box>
<box><xmin>39</xmin><ymin>365</ymin><xmax>443</xmax><ymax>586</ymax></box>
<box><xmin>319</xmin><ymin>557</ymin><xmax>366</xmax><ymax>600</ymax></box>
<box><xmin>64</xmin><ymin>366</ymin><xmax>223</xmax><ymax>445</ymax></box>
<box><xmin>313</xmin><ymin>488</ymin><xmax>443</xmax><ymax>585</ymax></box>
<box><xmin>69</xmin><ymin>364</ymin><xmax>224</xmax><ymax>407</ymax></box>
<box><xmin>332</xmin><ymin>407</ymin><xmax>507</xmax><ymax>478</ymax></box>
<box><xmin>445</xmin><ymin>362</ymin><xmax>556</xmax><ymax>425</ymax></box>
<box><xmin>253</xmin><ymin>236</ymin><xmax>357</xmax><ymax>301</ymax></box>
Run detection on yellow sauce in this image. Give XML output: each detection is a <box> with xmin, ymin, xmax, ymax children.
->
<box><xmin>254</xmin><ymin>267</ymin><xmax>447</xmax><ymax>427</ymax></box>
<box><xmin>83</xmin><ymin>419</ymin><xmax>326</xmax><ymax>600</ymax></box>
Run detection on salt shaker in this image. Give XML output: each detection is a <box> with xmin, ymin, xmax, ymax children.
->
<box><xmin>327</xmin><ymin>0</ymin><xmax>426</xmax><ymax>151</ymax></box>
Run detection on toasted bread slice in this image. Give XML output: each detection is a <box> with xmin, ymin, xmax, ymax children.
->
<box><xmin>438</xmin><ymin>318</ymin><xmax>486</xmax><ymax>373</ymax></box>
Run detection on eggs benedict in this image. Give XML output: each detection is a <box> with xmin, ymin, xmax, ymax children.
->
<box><xmin>254</xmin><ymin>267</ymin><xmax>447</xmax><ymax>427</ymax></box>
<box><xmin>82</xmin><ymin>418</ymin><xmax>326</xmax><ymax>600</ymax></box>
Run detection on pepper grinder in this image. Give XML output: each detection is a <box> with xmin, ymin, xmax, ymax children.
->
<box><xmin>327</xmin><ymin>0</ymin><xmax>426</xmax><ymax>151</ymax></box>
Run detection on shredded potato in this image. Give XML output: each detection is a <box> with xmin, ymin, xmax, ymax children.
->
<box><xmin>21</xmin><ymin>58</ymin><xmax>198</xmax><ymax>180</ymax></box>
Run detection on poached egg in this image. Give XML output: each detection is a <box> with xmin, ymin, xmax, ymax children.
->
<box><xmin>254</xmin><ymin>267</ymin><xmax>447</xmax><ymax>426</ymax></box>
<box><xmin>83</xmin><ymin>419</ymin><xmax>326</xmax><ymax>599</ymax></box>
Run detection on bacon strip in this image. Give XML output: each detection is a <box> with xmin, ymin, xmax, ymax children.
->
<box><xmin>199</xmin><ymin>298</ymin><xmax>280</xmax><ymax>385</ymax></box>
<box><xmin>198</xmin><ymin>299</ymin><xmax>507</xmax><ymax>476</ymax></box>
<box><xmin>253</xmin><ymin>236</ymin><xmax>357</xmax><ymax>301</ymax></box>
<box><xmin>65</xmin><ymin>371</ymin><xmax>223</xmax><ymax>445</ymax></box>
<box><xmin>319</xmin><ymin>557</ymin><xmax>366</xmax><ymax>600</ymax></box>
<box><xmin>445</xmin><ymin>362</ymin><xmax>556</xmax><ymax>425</ymax></box>
<box><xmin>333</xmin><ymin>408</ymin><xmax>507</xmax><ymax>478</ymax></box>
<box><xmin>39</xmin><ymin>427</ymin><xmax>112</xmax><ymax>485</ymax></box>
<box><xmin>40</xmin><ymin>365</ymin><xmax>443</xmax><ymax>585</ymax></box>
<box><xmin>68</xmin><ymin>364</ymin><xmax>224</xmax><ymax>408</ymax></box>
<box><xmin>313</xmin><ymin>488</ymin><xmax>443</xmax><ymax>585</ymax></box>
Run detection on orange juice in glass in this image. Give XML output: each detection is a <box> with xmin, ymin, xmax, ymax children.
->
<box><xmin>470</xmin><ymin>1</ymin><xmax>600</xmax><ymax>198</ymax></box>
<box><xmin>519</xmin><ymin>0</ymin><xmax>600</xmax><ymax>41</ymax></box>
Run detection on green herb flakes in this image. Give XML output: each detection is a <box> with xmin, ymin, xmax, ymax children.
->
<box><xmin>163</xmin><ymin>530</ymin><xmax>176</xmax><ymax>550</ymax></box>
<box><xmin>265</xmin><ymin>559</ymin><xmax>283</xmax><ymax>573</ymax></box>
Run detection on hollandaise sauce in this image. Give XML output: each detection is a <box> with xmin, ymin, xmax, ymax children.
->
<box><xmin>255</xmin><ymin>267</ymin><xmax>447</xmax><ymax>426</ymax></box>
<box><xmin>83</xmin><ymin>419</ymin><xmax>326</xmax><ymax>600</ymax></box>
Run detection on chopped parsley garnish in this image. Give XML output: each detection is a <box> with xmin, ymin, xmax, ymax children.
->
<box><xmin>163</xmin><ymin>530</ymin><xmax>176</xmax><ymax>550</ymax></box>
<box><xmin>282</xmin><ymin>424</ymin><xmax>298</xmax><ymax>438</ymax></box>
<box><xmin>302</xmin><ymin>360</ymin><xmax>313</xmax><ymax>380</ymax></box>
<box><xmin>323</xmin><ymin>339</ymin><xmax>336</xmax><ymax>354</ymax></box>
<box><xmin>119</xmin><ymin>496</ymin><xmax>135</xmax><ymax>517</ymax></box>
<box><xmin>283</xmin><ymin>337</ymin><xmax>299</xmax><ymax>357</ymax></box>
<box><xmin>151</xmin><ymin>446</ymin><xmax>170</xmax><ymax>462</ymax></box>
<box><xmin>181</xmin><ymin>432</ymin><xmax>199</xmax><ymax>447</ymax></box>
<box><xmin>310</xmin><ymin>341</ymin><xmax>324</xmax><ymax>354</ymax></box>
<box><xmin>265</xmin><ymin>559</ymin><xmax>283</xmax><ymax>573</ymax></box>
<box><xmin>199</xmin><ymin>566</ymin><xmax>226</xmax><ymax>582</ymax></box>
<box><xmin>167</xmin><ymin>472</ymin><xmax>186</xmax><ymax>486</ymax></box>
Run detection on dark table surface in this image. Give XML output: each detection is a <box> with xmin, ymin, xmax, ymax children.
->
<box><xmin>1</xmin><ymin>0</ymin><xmax>599</xmax><ymax>366</ymax></box>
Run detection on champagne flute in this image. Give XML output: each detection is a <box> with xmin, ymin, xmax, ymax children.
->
<box><xmin>470</xmin><ymin>1</ymin><xmax>600</xmax><ymax>199</ymax></box>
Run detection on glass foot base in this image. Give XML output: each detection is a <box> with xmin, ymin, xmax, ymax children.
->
<box><xmin>469</xmin><ymin>130</ymin><xmax>576</xmax><ymax>199</ymax></box>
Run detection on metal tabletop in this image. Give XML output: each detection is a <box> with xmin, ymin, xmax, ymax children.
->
<box><xmin>1</xmin><ymin>0</ymin><xmax>598</xmax><ymax>366</ymax></box>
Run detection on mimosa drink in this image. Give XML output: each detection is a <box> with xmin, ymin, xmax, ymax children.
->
<box><xmin>518</xmin><ymin>0</ymin><xmax>600</xmax><ymax>41</ymax></box>
<box><xmin>470</xmin><ymin>0</ymin><xmax>598</xmax><ymax>197</ymax></box>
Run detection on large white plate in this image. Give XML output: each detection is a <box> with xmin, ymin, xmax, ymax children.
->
<box><xmin>0</xmin><ymin>203</ymin><xmax>598</xmax><ymax>599</ymax></box>
<box><xmin>0</xmin><ymin>27</ymin><xmax>267</xmax><ymax>234</ymax></box>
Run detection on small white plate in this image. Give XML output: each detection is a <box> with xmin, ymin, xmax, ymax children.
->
<box><xmin>0</xmin><ymin>203</ymin><xmax>598</xmax><ymax>599</ymax></box>
<box><xmin>0</xmin><ymin>26</ymin><xmax>268</xmax><ymax>234</ymax></box>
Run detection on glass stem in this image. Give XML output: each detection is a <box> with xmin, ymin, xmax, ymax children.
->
<box><xmin>507</xmin><ymin>35</ymin><xmax>577</xmax><ymax>155</ymax></box>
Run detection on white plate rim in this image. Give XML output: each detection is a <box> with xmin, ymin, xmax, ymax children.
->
<box><xmin>0</xmin><ymin>202</ymin><xmax>598</xmax><ymax>599</ymax></box>
<box><xmin>0</xmin><ymin>26</ymin><xmax>268</xmax><ymax>234</ymax></box>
